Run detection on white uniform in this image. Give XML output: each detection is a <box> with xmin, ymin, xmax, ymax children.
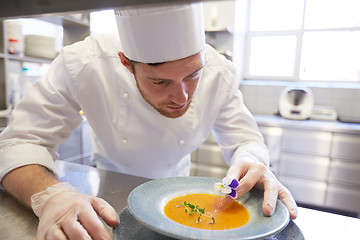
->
<box><xmin>0</xmin><ymin>34</ymin><xmax>269</xmax><ymax>182</ymax></box>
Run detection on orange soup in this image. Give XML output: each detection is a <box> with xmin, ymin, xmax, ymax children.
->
<box><xmin>164</xmin><ymin>193</ymin><xmax>249</xmax><ymax>230</ymax></box>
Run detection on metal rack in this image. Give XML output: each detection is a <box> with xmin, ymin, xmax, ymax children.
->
<box><xmin>0</xmin><ymin>15</ymin><xmax>90</xmax><ymax>109</ymax></box>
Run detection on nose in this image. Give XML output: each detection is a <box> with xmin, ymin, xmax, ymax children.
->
<box><xmin>169</xmin><ymin>82</ymin><xmax>188</xmax><ymax>105</ymax></box>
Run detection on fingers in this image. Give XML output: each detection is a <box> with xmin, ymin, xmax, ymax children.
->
<box><xmin>260</xmin><ymin>174</ymin><xmax>298</xmax><ymax>219</ymax></box>
<box><xmin>43</xmin><ymin>225</ymin><xmax>68</xmax><ymax>240</ymax></box>
<box><xmin>237</xmin><ymin>163</ymin><xmax>267</xmax><ymax>198</ymax></box>
<box><xmin>226</xmin><ymin>160</ymin><xmax>266</xmax><ymax>199</ymax></box>
<box><xmin>261</xmin><ymin>176</ymin><xmax>278</xmax><ymax>217</ymax></box>
<box><xmin>38</xmin><ymin>216</ymin><xmax>89</xmax><ymax>240</ymax></box>
<box><xmin>61</xmin><ymin>218</ymin><xmax>92</xmax><ymax>240</ymax></box>
<box><xmin>37</xmin><ymin>196</ymin><xmax>117</xmax><ymax>240</ymax></box>
<box><xmin>226</xmin><ymin>158</ymin><xmax>298</xmax><ymax>220</ymax></box>
<box><xmin>277</xmin><ymin>183</ymin><xmax>298</xmax><ymax>220</ymax></box>
<box><xmin>92</xmin><ymin>197</ymin><xmax>120</xmax><ymax>227</ymax></box>
<box><xmin>226</xmin><ymin>161</ymin><xmax>242</xmax><ymax>181</ymax></box>
<box><xmin>39</xmin><ymin>207</ymin><xmax>107</xmax><ymax>240</ymax></box>
<box><xmin>76</xmin><ymin>199</ymin><xmax>114</xmax><ymax>240</ymax></box>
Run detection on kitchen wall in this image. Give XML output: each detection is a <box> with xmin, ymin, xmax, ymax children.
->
<box><xmin>203</xmin><ymin>0</ymin><xmax>235</xmax><ymax>56</ymax></box>
<box><xmin>240</xmin><ymin>81</ymin><xmax>360</xmax><ymax>122</ymax></box>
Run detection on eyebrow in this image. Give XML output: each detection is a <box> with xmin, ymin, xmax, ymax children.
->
<box><xmin>146</xmin><ymin>66</ymin><xmax>204</xmax><ymax>82</ymax></box>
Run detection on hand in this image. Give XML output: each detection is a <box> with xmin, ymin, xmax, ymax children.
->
<box><xmin>226</xmin><ymin>155</ymin><xmax>298</xmax><ymax>220</ymax></box>
<box><xmin>31</xmin><ymin>182</ymin><xmax>119</xmax><ymax>240</ymax></box>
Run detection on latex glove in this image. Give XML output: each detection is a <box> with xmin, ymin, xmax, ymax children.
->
<box><xmin>226</xmin><ymin>152</ymin><xmax>298</xmax><ymax>220</ymax></box>
<box><xmin>31</xmin><ymin>182</ymin><xmax>120</xmax><ymax>240</ymax></box>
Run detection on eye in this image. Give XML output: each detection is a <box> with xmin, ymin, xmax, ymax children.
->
<box><xmin>152</xmin><ymin>80</ymin><xmax>166</xmax><ymax>85</ymax></box>
<box><xmin>188</xmin><ymin>70</ymin><xmax>202</xmax><ymax>80</ymax></box>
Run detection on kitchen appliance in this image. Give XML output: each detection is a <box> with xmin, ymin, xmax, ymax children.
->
<box><xmin>311</xmin><ymin>106</ymin><xmax>338</xmax><ymax>121</ymax></box>
<box><xmin>279</xmin><ymin>86</ymin><xmax>314</xmax><ymax>120</ymax></box>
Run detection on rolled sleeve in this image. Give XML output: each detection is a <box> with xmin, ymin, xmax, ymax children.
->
<box><xmin>0</xmin><ymin>143</ymin><xmax>56</xmax><ymax>185</ymax></box>
<box><xmin>0</xmin><ymin>48</ymin><xmax>83</xmax><ymax>186</ymax></box>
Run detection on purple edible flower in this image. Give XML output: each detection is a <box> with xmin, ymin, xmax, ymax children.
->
<box><xmin>214</xmin><ymin>177</ymin><xmax>239</xmax><ymax>199</ymax></box>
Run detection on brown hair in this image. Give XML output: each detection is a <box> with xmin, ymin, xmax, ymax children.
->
<box><xmin>125</xmin><ymin>56</ymin><xmax>165</xmax><ymax>74</ymax></box>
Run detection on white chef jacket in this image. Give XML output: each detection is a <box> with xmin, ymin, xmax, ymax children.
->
<box><xmin>0</xmin><ymin>34</ymin><xmax>269</xmax><ymax>182</ymax></box>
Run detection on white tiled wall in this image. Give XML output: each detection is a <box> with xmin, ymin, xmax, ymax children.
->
<box><xmin>240</xmin><ymin>81</ymin><xmax>360</xmax><ymax>122</ymax></box>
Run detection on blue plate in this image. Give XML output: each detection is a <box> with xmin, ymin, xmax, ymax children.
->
<box><xmin>125</xmin><ymin>176</ymin><xmax>290</xmax><ymax>240</ymax></box>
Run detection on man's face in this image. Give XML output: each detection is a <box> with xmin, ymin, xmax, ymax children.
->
<box><xmin>123</xmin><ymin>51</ymin><xmax>205</xmax><ymax>118</ymax></box>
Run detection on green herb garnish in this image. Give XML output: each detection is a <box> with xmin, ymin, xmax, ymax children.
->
<box><xmin>177</xmin><ymin>201</ymin><xmax>215</xmax><ymax>224</ymax></box>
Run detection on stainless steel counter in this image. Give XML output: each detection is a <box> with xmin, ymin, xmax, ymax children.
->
<box><xmin>255</xmin><ymin>115</ymin><xmax>360</xmax><ymax>134</ymax></box>
<box><xmin>0</xmin><ymin>160</ymin><xmax>359</xmax><ymax>240</ymax></box>
<box><xmin>0</xmin><ymin>160</ymin><xmax>150</xmax><ymax>240</ymax></box>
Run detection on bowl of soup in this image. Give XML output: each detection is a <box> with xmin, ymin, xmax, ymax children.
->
<box><xmin>126</xmin><ymin>176</ymin><xmax>289</xmax><ymax>240</ymax></box>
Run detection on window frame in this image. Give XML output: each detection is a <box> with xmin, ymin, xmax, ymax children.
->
<box><xmin>242</xmin><ymin>0</ymin><xmax>360</xmax><ymax>83</ymax></box>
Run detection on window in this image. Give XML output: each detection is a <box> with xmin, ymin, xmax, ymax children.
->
<box><xmin>244</xmin><ymin>0</ymin><xmax>360</xmax><ymax>82</ymax></box>
<box><xmin>90</xmin><ymin>10</ymin><xmax>118</xmax><ymax>35</ymax></box>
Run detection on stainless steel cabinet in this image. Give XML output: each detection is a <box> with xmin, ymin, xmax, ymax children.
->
<box><xmin>326</xmin><ymin>133</ymin><xmax>360</xmax><ymax>215</ymax></box>
<box><xmin>279</xmin><ymin>129</ymin><xmax>332</xmax><ymax>207</ymax></box>
<box><xmin>280</xmin><ymin>153</ymin><xmax>330</xmax><ymax>182</ymax></box>
<box><xmin>331</xmin><ymin>133</ymin><xmax>360</xmax><ymax>161</ymax></box>
<box><xmin>326</xmin><ymin>184</ymin><xmax>360</xmax><ymax>214</ymax></box>
<box><xmin>191</xmin><ymin>136</ymin><xmax>228</xmax><ymax>178</ymax></box>
<box><xmin>195</xmin><ymin>163</ymin><xmax>227</xmax><ymax>179</ymax></box>
<box><xmin>281</xmin><ymin>129</ymin><xmax>332</xmax><ymax>157</ymax></box>
<box><xmin>279</xmin><ymin>176</ymin><xmax>327</xmax><ymax>206</ymax></box>
<box><xmin>197</xmin><ymin>144</ymin><xmax>227</xmax><ymax>168</ymax></box>
<box><xmin>259</xmin><ymin>126</ymin><xmax>282</xmax><ymax>175</ymax></box>
<box><xmin>191</xmin><ymin>116</ymin><xmax>360</xmax><ymax>217</ymax></box>
<box><xmin>328</xmin><ymin>160</ymin><xmax>360</xmax><ymax>186</ymax></box>
<box><xmin>279</xmin><ymin>129</ymin><xmax>360</xmax><ymax>216</ymax></box>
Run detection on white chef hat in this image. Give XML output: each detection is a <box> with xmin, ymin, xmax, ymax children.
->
<box><xmin>114</xmin><ymin>3</ymin><xmax>205</xmax><ymax>63</ymax></box>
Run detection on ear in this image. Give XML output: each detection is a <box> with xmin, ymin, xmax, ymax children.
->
<box><xmin>118</xmin><ymin>51</ymin><xmax>134</xmax><ymax>74</ymax></box>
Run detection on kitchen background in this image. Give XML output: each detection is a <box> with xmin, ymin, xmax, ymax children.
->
<box><xmin>0</xmin><ymin>0</ymin><xmax>359</xmax><ymax>219</ymax></box>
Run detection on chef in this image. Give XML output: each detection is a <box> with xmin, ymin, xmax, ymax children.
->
<box><xmin>0</xmin><ymin>2</ymin><xmax>297</xmax><ymax>240</ymax></box>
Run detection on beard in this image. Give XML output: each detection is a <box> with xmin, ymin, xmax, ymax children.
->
<box><xmin>135</xmin><ymin>79</ymin><xmax>192</xmax><ymax>119</ymax></box>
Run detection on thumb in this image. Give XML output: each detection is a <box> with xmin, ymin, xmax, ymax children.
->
<box><xmin>226</xmin><ymin>159</ymin><xmax>243</xmax><ymax>181</ymax></box>
<box><xmin>92</xmin><ymin>197</ymin><xmax>120</xmax><ymax>227</ymax></box>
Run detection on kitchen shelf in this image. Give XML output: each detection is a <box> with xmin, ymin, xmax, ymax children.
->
<box><xmin>0</xmin><ymin>15</ymin><xmax>90</xmax><ymax>110</ymax></box>
<box><xmin>205</xmin><ymin>26</ymin><xmax>233</xmax><ymax>61</ymax></box>
<box><xmin>0</xmin><ymin>53</ymin><xmax>54</xmax><ymax>64</ymax></box>
<box><xmin>205</xmin><ymin>26</ymin><xmax>233</xmax><ymax>34</ymax></box>
<box><xmin>37</xmin><ymin>15</ymin><xmax>90</xmax><ymax>28</ymax></box>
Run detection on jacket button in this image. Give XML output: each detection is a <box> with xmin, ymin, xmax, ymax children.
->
<box><xmin>122</xmin><ymin>138</ymin><xmax>128</xmax><ymax>143</ymax></box>
<box><xmin>123</xmin><ymin>92</ymin><xmax>129</xmax><ymax>99</ymax></box>
<box><xmin>179</xmin><ymin>139</ymin><xmax>185</xmax><ymax>145</ymax></box>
